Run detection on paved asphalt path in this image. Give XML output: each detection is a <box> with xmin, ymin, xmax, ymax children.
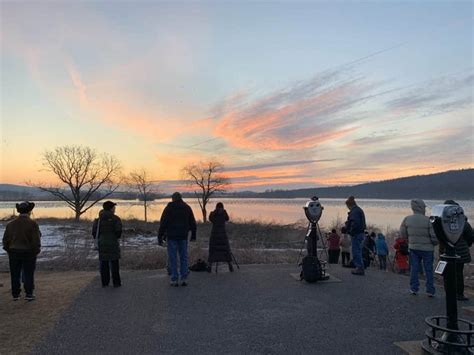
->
<box><xmin>34</xmin><ymin>264</ymin><xmax>472</xmax><ymax>355</ymax></box>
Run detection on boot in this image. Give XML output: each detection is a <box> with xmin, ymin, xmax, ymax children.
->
<box><xmin>228</xmin><ymin>263</ymin><xmax>234</xmax><ymax>272</ymax></box>
<box><xmin>351</xmin><ymin>268</ymin><xmax>365</xmax><ymax>276</ymax></box>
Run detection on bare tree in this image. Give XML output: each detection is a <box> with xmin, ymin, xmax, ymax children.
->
<box><xmin>127</xmin><ymin>169</ymin><xmax>158</xmax><ymax>223</ymax></box>
<box><xmin>182</xmin><ymin>161</ymin><xmax>230</xmax><ymax>222</ymax></box>
<box><xmin>30</xmin><ymin>145</ymin><xmax>122</xmax><ymax>221</ymax></box>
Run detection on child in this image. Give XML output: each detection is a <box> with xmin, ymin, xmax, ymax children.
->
<box><xmin>375</xmin><ymin>232</ymin><xmax>389</xmax><ymax>270</ymax></box>
<box><xmin>394</xmin><ymin>235</ymin><xmax>409</xmax><ymax>274</ymax></box>
<box><xmin>340</xmin><ymin>233</ymin><xmax>351</xmax><ymax>266</ymax></box>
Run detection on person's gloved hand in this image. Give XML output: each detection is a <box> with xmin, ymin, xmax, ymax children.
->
<box><xmin>158</xmin><ymin>236</ymin><xmax>164</xmax><ymax>246</ymax></box>
<box><xmin>190</xmin><ymin>235</ymin><xmax>196</xmax><ymax>242</ymax></box>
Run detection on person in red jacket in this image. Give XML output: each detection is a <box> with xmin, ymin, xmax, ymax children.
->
<box><xmin>394</xmin><ymin>236</ymin><xmax>409</xmax><ymax>274</ymax></box>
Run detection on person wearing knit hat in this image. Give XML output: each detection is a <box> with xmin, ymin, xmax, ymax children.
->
<box><xmin>2</xmin><ymin>201</ymin><xmax>41</xmax><ymax>301</ymax></box>
<box><xmin>440</xmin><ymin>200</ymin><xmax>473</xmax><ymax>301</ymax></box>
<box><xmin>400</xmin><ymin>199</ymin><xmax>438</xmax><ymax>297</ymax></box>
<box><xmin>342</xmin><ymin>196</ymin><xmax>367</xmax><ymax>275</ymax></box>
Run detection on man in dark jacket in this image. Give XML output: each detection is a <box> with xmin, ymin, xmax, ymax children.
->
<box><xmin>2</xmin><ymin>201</ymin><xmax>41</xmax><ymax>301</ymax></box>
<box><xmin>442</xmin><ymin>200</ymin><xmax>473</xmax><ymax>301</ymax></box>
<box><xmin>158</xmin><ymin>192</ymin><xmax>197</xmax><ymax>286</ymax></box>
<box><xmin>92</xmin><ymin>201</ymin><xmax>122</xmax><ymax>287</ymax></box>
<box><xmin>343</xmin><ymin>196</ymin><xmax>367</xmax><ymax>275</ymax></box>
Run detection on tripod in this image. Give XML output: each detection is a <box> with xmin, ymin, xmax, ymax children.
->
<box><xmin>213</xmin><ymin>252</ymin><xmax>240</xmax><ymax>273</ymax></box>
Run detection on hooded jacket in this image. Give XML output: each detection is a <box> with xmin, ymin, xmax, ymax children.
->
<box><xmin>2</xmin><ymin>214</ymin><xmax>41</xmax><ymax>255</ymax></box>
<box><xmin>375</xmin><ymin>234</ymin><xmax>388</xmax><ymax>256</ymax></box>
<box><xmin>400</xmin><ymin>199</ymin><xmax>438</xmax><ymax>252</ymax></box>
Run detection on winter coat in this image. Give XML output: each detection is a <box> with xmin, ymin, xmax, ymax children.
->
<box><xmin>208</xmin><ymin>209</ymin><xmax>232</xmax><ymax>263</ymax></box>
<box><xmin>362</xmin><ymin>236</ymin><xmax>375</xmax><ymax>258</ymax></box>
<box><xmin>327</xmin><ymin>232</ymin><xmax>341</xmax><ymax>251</ymax></box>
<box><xmin>394</xmin><ymin>237</ymin><xmax>409</xmax><ymax>270</ymax></box>
<box><xmin>375</xmin><ymin>234</ymin><xmax>389</xmax><ymax>256</ymax></box>
<box><xmin>439</xmin><ymin>220</ymin><xmax>473</xmax><ymax>264</ymax></box>
<box><xmin>2</xmin><ymin>214</ymin><xmax>41</xmax><ymax>256</ymax></box>
<box><xmin>92</xmin><ymin>210</ymin><xmax>122</xmax><ymax>261</ymax></box>
<box><xmin>400</xmin><ymin>199</ymin><xmax>438</xmax><ymax>252</ymax></box>
<box><xmin>344</xmin><ymin>205</ymin><xmax>366</xmax><ymax>236</ymax></box>
<box><xmin>158</xmin><ymin>200</ymin><xmax>197</xmax><ymax>241</ymax></box>
<box><xmin>339</xmin><ymin>234</ymin><xmax>351</xmax><ymax>253</ymax></box>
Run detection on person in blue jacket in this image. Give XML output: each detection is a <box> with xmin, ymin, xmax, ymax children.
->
<box><xmin>375</xmin><ymin>232</ymin><xmax>389</xmax><ymax>270</ymax></box>
<box><xmin>342</xmin><ymin>196</ymin><xmax>367</xmax><ymax>276</ymax></box>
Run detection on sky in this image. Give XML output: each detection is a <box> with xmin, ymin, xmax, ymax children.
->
<box><xmin>1</xmin><ymin>0</ymin><xmax>473</xmax><ymax>192</ymax></box>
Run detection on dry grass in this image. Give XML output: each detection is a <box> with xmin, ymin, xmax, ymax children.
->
<box><xmin>0</xmin><ymin>271</ymin><xmax>95</xmax><ymax>355</ymax></box>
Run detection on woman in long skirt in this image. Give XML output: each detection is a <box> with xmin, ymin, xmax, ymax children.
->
<box><xmin>207</xmin><ymin>202</ymin><xmax>233</xmax><ymax>272</ymax></box>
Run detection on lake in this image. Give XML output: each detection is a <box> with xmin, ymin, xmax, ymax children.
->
<box><xmin>1</xmin><ymin>198</ymin><xmax>473</xmax><ymax>231</ymax></box>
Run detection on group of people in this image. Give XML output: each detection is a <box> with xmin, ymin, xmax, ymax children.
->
<box><xmin>2</xmin><ymin>194</ymin><xmax>473</xmax><ymax>301</ymax></box>
<box><xmin>340</xmin><ymin>196</ymin><xmax>473</xmax><ymax>300</ymax></box>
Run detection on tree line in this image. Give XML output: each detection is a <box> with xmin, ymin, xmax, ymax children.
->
<box><xmin>29</xmin><ymin>145</ymin><xmax>230</xmax><ymax>222</ymax></box>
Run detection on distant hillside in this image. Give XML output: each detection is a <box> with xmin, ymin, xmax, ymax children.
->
<box><xmin>230</xmin><ymin>169</ymin><xmax>474</xmax><ymax>200</ymax></box>
<box><xmin>1</xmin><ymin>169</ymin><xmax>473</xmax><ymax>201</ymax></box>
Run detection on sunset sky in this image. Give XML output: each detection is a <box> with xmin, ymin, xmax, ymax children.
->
<box><xmin>1</xmin><ymin>1</ymin><xmax>473</xmax><ymax>192</ymax></box>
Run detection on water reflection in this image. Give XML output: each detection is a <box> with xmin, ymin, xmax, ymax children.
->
<box><xmin>0</xmin><ymin>198</ymin><xmax>473</xmax><ymax>231</ymax></box>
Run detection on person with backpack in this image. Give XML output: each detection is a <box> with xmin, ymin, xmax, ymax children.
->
<box><xmin>400</xmin><ymin>199</ymin><xmax>438</xmax><ymax>297</ymax></box>
<box><xmin>375</xmin><ymin>232</ymin><xmax>389</xmax><ymax>270</ymax></box>
<box><xmin>440</xmin><ymin>200</ymin><xmax>473</xmax><ymax>301</ymax></box>
<box><xmin>2</xmin><ymin>201</ymin><xmax>41</xmax><ymax>301</ymax></box>
<box><xmin>92</xmin><ymin>201</ymin><xmax>122</xmax><ymax>288</ymax></box>
<box><xmin>158</xmin><ymin>192</ymin><xmax>197</xmax><ymax>286</ymax></box>
<box><xmin>342</xmin><ymin>196</ymin><xmax>367</xmax><ymax>276</ymax></box>
<box><xmin>326</xmin><ymin>229</ymin><xmax>341</xmax><ymax>264</ymax></box>
<box><xmin>393</xmin><ymin>236</ymin><xmax>409</xmax><ymax>274</ymax></box>
<box><xmin>207</xmin><ymin>202</ymin><xmax>234</xmax><ymax>272</ymax></box>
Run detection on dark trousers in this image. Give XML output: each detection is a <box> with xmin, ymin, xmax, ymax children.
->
<box><xmin>341</xmin><ymin>252</ymin><xmax>350</xmax><ymax>265</ymax></box>
<box><xmin>328</xmin><ymin>249</ymin><xmax>340</xmax><ymax>264</ymax></box>
<box><xmin>100</xmin><ymin>260</ymin><xmax>121</xmax><ymax>286</ymax></box>
<box><xmin>378</xmin><ymin>255</ymin><xmax>387</xmax><ymax>270</ymax></box>
<box><xmin>9</xmin><ymin>252</ymin><xmax>37</xmax><ymax>297</ymax></box>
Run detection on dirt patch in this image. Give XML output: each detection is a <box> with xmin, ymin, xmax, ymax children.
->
<box><xmin>0</xmin><ymin>271</ymin><xmax>96</xmax><ymax>355</ymax></box>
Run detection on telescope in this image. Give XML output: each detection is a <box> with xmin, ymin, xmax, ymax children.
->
<box><xmin>422</xmin><ymin>204</ymin><xmax>473</xmax><ymax>354</ymax></box>
<box><xmin>430</xmin><ymin>204</ymin><xmax>466</xmax><ymax>248</ymax></box>
<box><xmin>304</xmin><ymin>196</ymin><xmax>324</xmax><ymax>224</ymax></box>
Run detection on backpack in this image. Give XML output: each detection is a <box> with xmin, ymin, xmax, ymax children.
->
<box><xmin>300</xmin><ymin>256</ymin><xmax>322</xmax><ymax>283</ymax></box>
<box><xmin>399</xmin><ymin>241</ymin><xmax>409</xmax><ymax>256</ymax></box>
<box><xmin>189</xmin><ymin>259</ymin><xmax>208</xmax><ymax>272</ymax></box>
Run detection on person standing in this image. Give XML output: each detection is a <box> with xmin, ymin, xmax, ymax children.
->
<box><xmin>339</xmin><ymin>232</ymin><xmax>351</xmax><ymax>266</ymax></box>
<box><xmin>393</xmin><ymin>235</ymin><xmax>409</xmax><ymax>274</ymax></box>
<box><xmin>362</xmin><ymin>232</ymin><xmax>376</xmax><ymax>268</ymax></box>
<box><xmin>375</xmin><ymin>232</ymin><xmax>389</xmax><ymax>270</ymax></box>
<box><xmin>326</xmin><ymin>229</ymin><xmax>341</xmax><ymax>264</ymax></box>
<box><xmin>92</xmin><ymin>201</ymin><xmax>122</xmax><ymax>288</ymax></box>
<box><xmin>441</xmin><ymin>200</ymin><xmax>473</xmax><ymax>301</ymax></box>
<box><xmin>343</xmin><ymin>196</ymin><xmax>367</xmax><ymax>275</ymax></box>
<box><xmin>2</xmin><ymin>201</ymin><xmax>41</xmax><ymax>301</ymax></box>
<box><xmin>158</xmin><ymin>192</ymin><xmax>197</xmax><ymax>286</ymax></box>
<box><xmin>400</xmin><ymin>199</ymin><xmax>438</xmax><ymax>297</ymax></box>
<box><xmin>208</xmin><ymin>202</ymin><xmax>234</xmax><ymax>272</ymax></box>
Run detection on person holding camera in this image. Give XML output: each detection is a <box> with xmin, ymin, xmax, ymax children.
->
<box><xmin>2</xmin><ymin>201</ymin><xmax>41</xmax><ymax>301</ymax></box>
<box><xmin>207</xmin><ymin>202</ymin><xmax>233</xmax><ymax>272</ymax></box>
<box><xmin>158</xmin><ymin>192</ymin><xmax>197</xmax><ymax>286</ymax></box>
<box><xmin>327</xmin><ymin>229</ymin><xmax>341</xmax><ymax>264</ymax></box>
<box><xmin>92</xmin><ymin>201</ymin><xmax>122</xmax><ymax>288</ymax></box>
<box><xmin>342</xmin><ymin>196</ymin><xmax>367</xmax><ymax>275</ymax></box>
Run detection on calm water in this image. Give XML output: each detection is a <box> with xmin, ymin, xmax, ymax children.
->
<box><xmin>1</xmin><ymin>198</ymin><xmax>473</xmax><ymax>231</ymax></box>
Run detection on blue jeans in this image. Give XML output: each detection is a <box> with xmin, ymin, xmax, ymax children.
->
<box><xmin>351</xmin><ymin>233</ymin><xmax>365</xmax><ymax>269</ymax></box>
<box><xmin>410</xmin><ymin>250</ymin><xmax>435</xmax><ymax>295</ymax></box>
<box><xmin>167</xmin><ymin>239</ymin><xmax>189</xmax><ymax>281</ymax></box>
